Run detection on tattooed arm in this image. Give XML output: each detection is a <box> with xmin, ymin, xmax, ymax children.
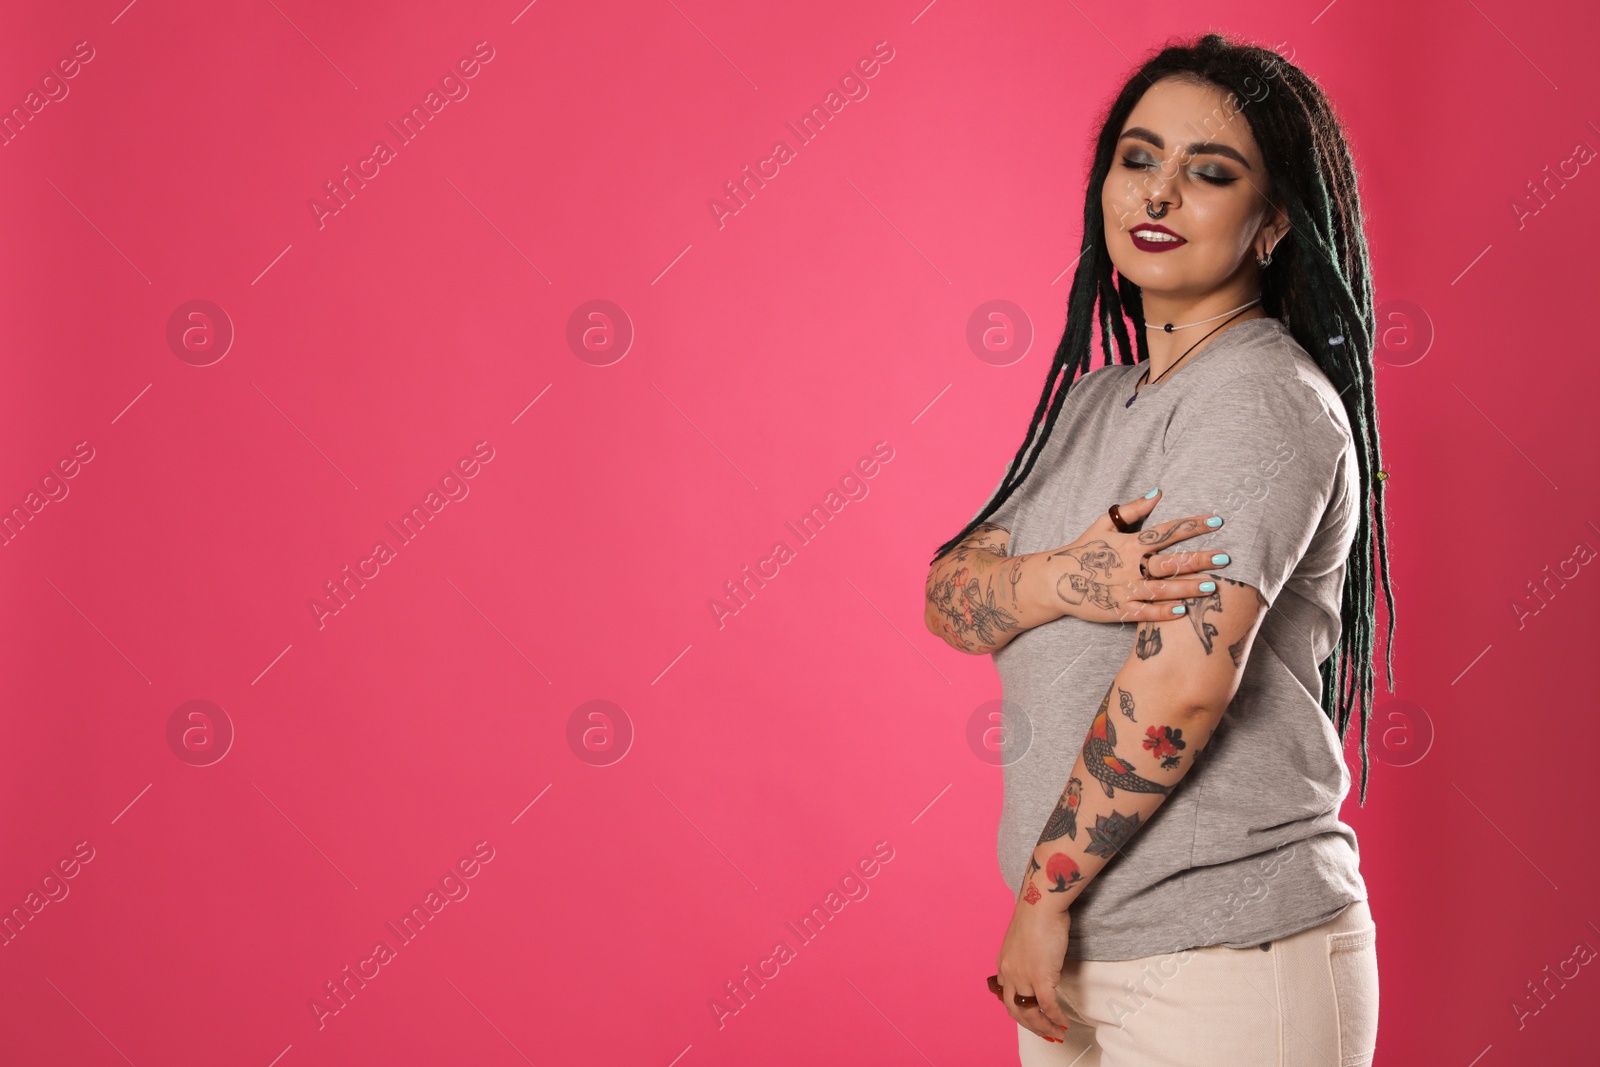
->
<box><xmin>1015</xmin><ymin>573</ymin><xmax>1270</xmax><ymax>909</ymax></box>
<box><xmin>923</xmin><ymin>494</ymin><xmax>1231</xmax><ymax>656</ymax></box>
<box><xmin>921</xmin><ymin>524</ymin><xmax>1061</xmax><ymax>655</ymax></box>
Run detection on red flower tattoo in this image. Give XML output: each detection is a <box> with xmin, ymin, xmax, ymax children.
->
<box><xmin>1143</xmin><ymin>724</ymin><xmax>1187</xmax><ymax>770</ymax></box>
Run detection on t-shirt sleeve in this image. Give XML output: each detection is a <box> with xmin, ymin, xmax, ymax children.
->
<box><xmin>1148</xmin><ymin>370</ymin><xmax>1349</xmax><ymax>607</ymax></box>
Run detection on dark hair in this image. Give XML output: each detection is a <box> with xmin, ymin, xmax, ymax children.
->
<box><xmin>930</xmin><ymin>31</ymin><xmax>1395</xmax><ymax>803</ymax></box>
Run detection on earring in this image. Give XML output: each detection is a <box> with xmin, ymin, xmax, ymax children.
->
<box><xmin>1256</xmin><ymin>249</ymin><xmax>1273</xmax><ymax>267</ymax></box>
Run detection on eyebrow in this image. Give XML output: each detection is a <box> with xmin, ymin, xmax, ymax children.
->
<box><xmin>1118</xmin><ymin>127</ymin><xmax>1252</xmax><ymax>169</ymax></box>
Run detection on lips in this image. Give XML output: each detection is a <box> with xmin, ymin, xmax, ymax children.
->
<box><xmin>1130</xmin><ymin>223</ymin><xmax>1186</xmax><ymax>253</ymax></box>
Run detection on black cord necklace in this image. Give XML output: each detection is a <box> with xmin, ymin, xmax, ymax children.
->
<box><xmin>1124</xmin><ymin>305</ymin><xmax>1261</xmax><ymax>408</ymax></box>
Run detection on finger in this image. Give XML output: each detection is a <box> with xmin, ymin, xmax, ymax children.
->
<box><xmin>1135</xmin><ymin>512</ymin><xmax>1225</xmax><ymax>551</ymax></box>
<box><xmin>1000</xmin><ymin>978</ymin><xmax>1030</xmax><ymax>1027</ymax></box>
<box><xmin>1143</xmin><ymin>549</ymin><xmax>1231</xmax><ymax>579</ymax></box>
<box><xmin>1113</xmin><ymin>488</ymin><xmax>1163</xmax><ymax>527</ymax></box>
<box><xmin>1021</xmin><ymin>1005</ymin><xmax>1070</xmax><ymax>1041</ymax></box>
<box><xmin>1129</xmin><ymin>577</ymin><xmax>1225</xmax><ymax>604</ymax></box>
<box><xmin>1088</xmin><ymin>488</ymin><xmax>1162</xmax><ymax>535</ymax></box>
<box><xmin>1113</xmin><ymin>600</ymin><xmax>1194</xmax><ymax>624</ymax></box>
<box><xmin>1027</xmin><ymin>977</ymin><xmax>1075</xmax><ymax>1032</ymax></box>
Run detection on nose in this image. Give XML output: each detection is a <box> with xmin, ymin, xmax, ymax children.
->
<box><xmin>1139</xmin><ymin>152</ymin><xmax>1187</xmax><ymax>209</ymax></box>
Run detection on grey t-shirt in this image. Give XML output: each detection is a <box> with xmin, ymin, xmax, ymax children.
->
<box><xmin>983</xmin><ymin>316</ymin><xmax>1367</xmax><ymax>961</ymax></box>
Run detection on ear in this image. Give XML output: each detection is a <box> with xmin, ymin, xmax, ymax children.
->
<box><xmin>1265</xmin><ymin>200</ymin><xmax>1291</xmax><ymax>250</ymax></box>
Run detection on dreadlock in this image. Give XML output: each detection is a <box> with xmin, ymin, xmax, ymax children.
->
<box><xmin>929</xmin><ymin>32</ymin><xmax>1397</xmax><ymax>804</ymax></box>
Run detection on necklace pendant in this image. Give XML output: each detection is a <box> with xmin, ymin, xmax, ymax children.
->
<box><xmin>1162</xmin><ymin>323</ymin><xmax>1174</xmax><ymax>333</ymax></box>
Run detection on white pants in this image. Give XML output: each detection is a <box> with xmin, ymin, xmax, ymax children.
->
<box><xmin>1018</xmin><ymin>898</ymin><xmax>1379</xmax><ymax>1066</ymax></box>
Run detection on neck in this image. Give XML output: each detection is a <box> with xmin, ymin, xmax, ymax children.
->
<box><xmin>1140</xmin><ymin>291</ymin><xmax>1266</xmax><ymax>382</ymax></box>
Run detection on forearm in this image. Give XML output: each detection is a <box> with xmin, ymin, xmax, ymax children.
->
<box><xmin>1016</xmin><ymin>663</ymin><xmax>1223</xmax><ymax>908</ymax></box>
<box><xmin>923</xmin><ymin>525</ymin><xmax>1067</xmax><ymax>654</ymax></box>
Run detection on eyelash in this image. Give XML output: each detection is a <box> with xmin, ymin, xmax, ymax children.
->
<box><xmin>1120</xmin><ymin>157</ymin><xmax>1235</xmax><ymax>186</ymax></box>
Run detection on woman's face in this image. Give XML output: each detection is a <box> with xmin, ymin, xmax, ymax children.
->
<box><xmin>1101</xmin><ymin>76</ymin><xmax>1284</xmax><ymax>299</ymax></box>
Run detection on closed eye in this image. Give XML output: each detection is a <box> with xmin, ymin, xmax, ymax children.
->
<box><xmin>1119</xmin><ymin>157</ymin><xmax>1237</xmax><ymax>186</ymax></box>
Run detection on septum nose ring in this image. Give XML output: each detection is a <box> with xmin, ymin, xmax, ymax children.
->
<box><xmin>1145</xmin><ymin>199</ymin><xmax>1169</xmax><ymax>219</ymax></box>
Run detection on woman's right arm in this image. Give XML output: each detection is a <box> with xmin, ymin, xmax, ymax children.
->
<box><xmin>923</xmin><ymin>490</ymin><xmax>1234</xmax><ymax>656</ymax></box>
<box><xmin>922</xmin><ymin>523</ymin><xmax>1060</xmax><ymax>655</ymax></box>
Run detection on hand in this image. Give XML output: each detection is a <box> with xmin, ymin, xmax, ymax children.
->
<box><xmin>1042</xmin><ymin>489</ymin><xmax>1230</xmax><ymax>625</ymax></box>
<box><xmin>994</xmin><ymin>891</ymin><xmax>1075</xmax><ymax>1041</ymax></box>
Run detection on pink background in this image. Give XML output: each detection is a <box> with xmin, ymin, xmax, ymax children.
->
<box><xmin>1</xmin><ymin>0</ymin><xmax>1595</xmax><ymax>1064</ymax></box>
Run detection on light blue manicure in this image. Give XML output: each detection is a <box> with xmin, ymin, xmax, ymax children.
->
<box><xmin>1199</xmin><ymin>581</ymin><xmax>1216</xmax><ymax>593</ymax></box>
<box><xmin>1144</xmin><ymin>488</ymin><xmax>1160</xmax><ymax>499</ymax></box>
<box><xmin>1171</xmin><ymin>605</ymin><xmax>1186</xmax><ymax>615</ymax></box>
<box><xmin>1206</xmin><ymin>516</ymin><xmax>1224</xmax><ymax>528</ymax></box>
<box><xmin>1212</xmin><ymin>553</ymin><xmax>1230</xmax><ymax>565</ymax></box>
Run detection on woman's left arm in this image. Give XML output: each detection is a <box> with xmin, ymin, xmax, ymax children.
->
<box><xmin>994</xmin><ymin>571</ymin><xmax>1269</xmax><ymax>1034</ymax></box>
<box><xmin>1017</xmin><ymin>572</ymin><xmax>1267</xmax><ymax>906</ymax></box>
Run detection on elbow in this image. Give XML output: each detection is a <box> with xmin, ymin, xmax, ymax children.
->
<box><xmin>1172</xmin><ymin>685</ymin><xmax>1237</xmax><ymax>725</ymax></box>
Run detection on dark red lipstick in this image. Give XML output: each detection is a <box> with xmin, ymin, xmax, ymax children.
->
<box><xmin>1129</xmin><ymin>223</ymin><xmax>1187</xmax><ymax>253</ymax></box>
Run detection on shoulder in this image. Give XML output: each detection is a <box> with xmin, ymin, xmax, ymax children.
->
<box><xmin>1179</xmin><ymin>319</ymin><xmax>1354</xmax><ymax>447</ymax></box>
<box><xmin>1067</xmin><ymin>359</ymin><xmax>1142</xmax><ymax>402</ymax></box>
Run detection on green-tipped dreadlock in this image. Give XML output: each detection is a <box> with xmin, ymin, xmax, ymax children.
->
<box><xmin>928</xmin><ymin>32</ymin><xmax>1397</xmax><ymax>804</ymax></box>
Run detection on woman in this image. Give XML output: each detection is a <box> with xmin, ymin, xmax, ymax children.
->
<box><xmin>923</xmin><ymin>33</ymin><xmax>1396</xmax><ymax>1066</ymax></box>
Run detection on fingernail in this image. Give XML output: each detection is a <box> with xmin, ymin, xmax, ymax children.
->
<box><xmin>1199</xmin><ymin>581</ymin><xmax>1216</xmax><ymax>592</ymax></box>
<box><xmin>1144</xmin><ymin>488</ymin><xmax>1159</xmax><ymax>498</ymax></box>
<box><xmin>1212</xmin><ymin>553</ymin><xmax>1230</xmax><ymax>565</ymax></box>
<box><xmin>1206</xmin><ymin>516</ymin><xmax>1224</xmax><ymax>528</ymax></box>
<box><xmin>1171</xmin><ymin>605</ymin><xmax>1186</xmax><ymax>615</ymax></box>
